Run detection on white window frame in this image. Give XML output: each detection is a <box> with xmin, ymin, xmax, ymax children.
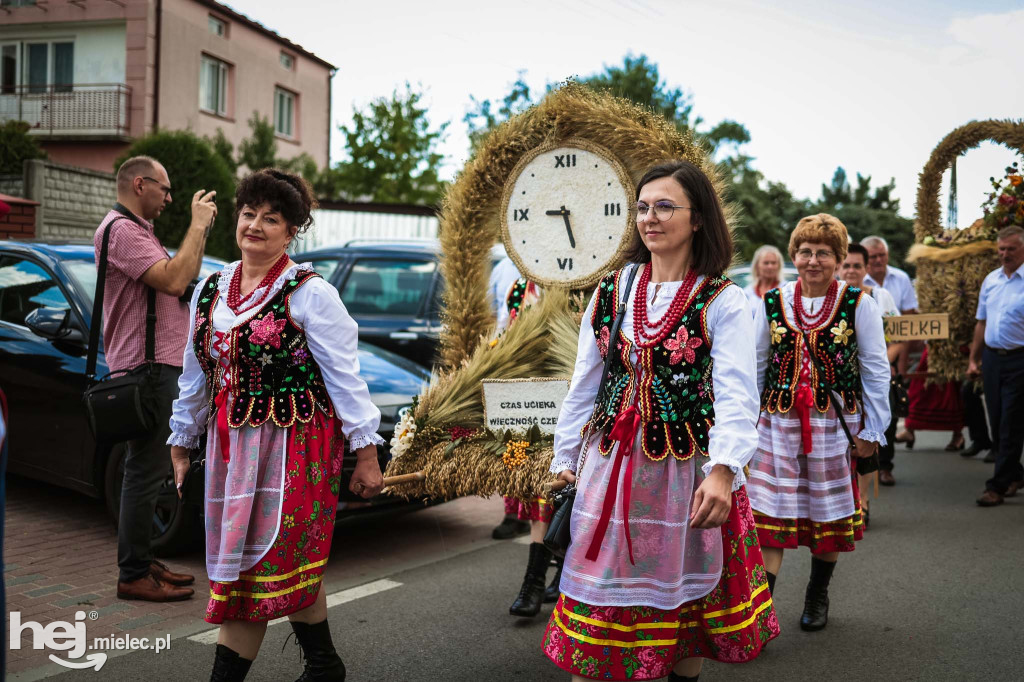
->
<box><xmin>279</xmin><ymin>52</ymin><xmax>294</xmax><ymax>70</ymax></box>
<box><xmin>274</xmin><ymin>87</ymin><xmax>295</xmax><ymax>138</ymax></box>
<box><xmin>208</xmin><ymin>15</ymin><xmax>227</xmax><ymax>37</ymax></box>
<box><xmin>199</xmin><ymin>54</ymin><xmax>228</xmax><ymax>117</ymax></box>
<box><xmin>9</xmin><ymin>40</ymin><xmax>74</xmax><ymax>93</ymax></box>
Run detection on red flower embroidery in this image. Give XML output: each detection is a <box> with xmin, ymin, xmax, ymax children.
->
<box><xmin>597</xmin><ymin>326</ymin><xmax>610</xmax><ymax>357</ymax></box>
<box><xmin>663</xmin><ymin>327</ymin><xmax>702</xmax><ymax>364</ymax></box>
<box><xmin>249</xmin><ymin>312</ymin><xmax>287</xmax><ymax>348</ymax></box>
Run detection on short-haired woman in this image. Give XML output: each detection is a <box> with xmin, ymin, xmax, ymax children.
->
<box><xmin>168</xmin><ymin>169</ymin><xmax>385</xmax><ymax>681</ymax></box>
<box><xmin>747</xmin><ymin>214</ymin><xmax>890</xmax><ymax>632</ymax></box>
<box><xmin>744</xmin><ymin>244</ymin><xmax>786</xmax><ymax>313</ymax></box>
<box><xmin>543</xmin><ymin>161</ymin><xmax>779</xmax><ymax>682</ymax></box>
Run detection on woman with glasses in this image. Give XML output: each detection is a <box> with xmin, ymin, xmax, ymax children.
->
<box><xmin>542</xmin><ymin>161</ymin><xmax>778</xmax><ymax>682</ymax></box>
<box><xmin>747</xmin><ymin>215</ymin><xmax>890</xmax><ymax>632</ymax></box>
<box><xmin>744</xmin><ymin>244</ymin><xmax>786</xmax><ymax>313</ymax></box>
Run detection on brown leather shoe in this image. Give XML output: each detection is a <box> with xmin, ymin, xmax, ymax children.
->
<box><xmin>879</xmin><ymin>470</ymin><xmax>895</xmax><ymax>486</ymax></box>
<box><xmin>117</xmin><ymin>573</ymin><xmax>194</xmax><ymax>602</ymax></box>
<box><xmin>976</xmin><ymin>490</ymin><xmax>1004</xmax><ymax>507</ymax></box>
<box><xmin>1006</xmin><ymin>481</ymin><xmax>1023</xmax><ymax>498</ymax></box>
<box><xmin>150</xmin><ymin>560</ymin><xmax>195</xmax><ymax>586</ymax></box>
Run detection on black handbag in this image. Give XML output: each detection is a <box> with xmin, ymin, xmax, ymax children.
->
<box><xmin>544</xmin><ymin>264</ymin><xmax>639</xmax><ymax>556</ymax></box>
<box><xmin>889</xmin><ymin>374</ymin><xmax>909</xmax><ymax>418</ymax></box>
<box><xmin>82</xmin><ymin>209</ymin><xmax>160</xmax><ymax>444</ymax></box>
<box><xmin>800</xmin><ymin>332</ymin><xmax>878</xmax><ymax>475</ymax></box>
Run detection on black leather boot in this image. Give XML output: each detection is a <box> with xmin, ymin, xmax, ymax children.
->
<box><xmin>667</xmin><ymin>671</ymin><xmax>699</xmax><ymax>681</ymax></box>
<box><xmin>290</xmin><ymin>619</ymin><xmax>346</xmax><ymax>682</ymax></box>
<box><xmin>800</xmin><ymin>557</ymin><xmax>836</xmax><ymax>631</ymax></box>
<box><xmin>543</xmin><ymin>555</ymin><xmax>564</xmax><ymax>603</ymax></box>
<box><xmin>766</xmin><ymin>572</ymin><xmax>777</xmax><ymax>595</ymax></box>
<box><xmin>210</xmin><ymin>644</ymin><xmax>252</xmax><ymax>682</ymax></box>
<box><xmin>509</xmin><ymin>542</ymin><xmax>551</xmax><ymax>617</ymax></box>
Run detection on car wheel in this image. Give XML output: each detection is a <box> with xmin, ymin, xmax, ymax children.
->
<box><xmin>103</xmin><ymin>443</ymin><xmax>200</xmax><ymax>557</ymax></box>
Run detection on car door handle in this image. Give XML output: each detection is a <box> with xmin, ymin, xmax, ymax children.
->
<box><xmin>389</xmin><ymin>332</ymin><xmax>418</xmax><ymax>341</ymax></box>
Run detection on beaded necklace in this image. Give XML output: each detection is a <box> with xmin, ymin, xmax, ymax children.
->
<box><xmin>792</xmin><ymin>278</ymin><xmax>838</xmax><ymax>331</ymax></box>
<box><xmin>226</xmin><ymin>253</ymin><xmax>290</xmax><ymax>315</ymax></box>
<box><xmin>632</xmin><ymin>263</ymin><xmax>700</xmax><ymax>347</ymax></box>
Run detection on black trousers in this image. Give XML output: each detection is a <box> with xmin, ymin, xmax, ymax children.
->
<box><xmin>962</xmin><ymin>381</ymin><xmax>992</xmax><ymax>449</ymax></box>
<box><xmin>877</xmin><ymin>409</ymin><xmax>899</xmax><ymax>472</ymax></box>
<box><xmin>117</xmin><ymin>364</ymin><xmax>181</xmax><ymax>582</ymax></box>
<box><xmin>982</xmin><ymin>349</ymin><xmax>1024</xmax><ymax>494</ymax></box>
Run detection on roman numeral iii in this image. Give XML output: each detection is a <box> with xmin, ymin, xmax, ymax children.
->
<box><xmin>604</xmin><ymin>203</ymin><xmax>621</xmax><ymax>216</ymax></box>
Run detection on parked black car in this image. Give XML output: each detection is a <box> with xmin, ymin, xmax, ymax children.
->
<box><xmin>0</xmin><ymin>240</ymin><xmax>429</xmax><ymax>554</ymax></box>
<box><xmin>300</xmin><ymin>241</ymin><xmax>509</xmax><ymax>369</ymax></box>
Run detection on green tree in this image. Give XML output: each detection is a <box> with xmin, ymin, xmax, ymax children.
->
<box><xmin>814</xmin><ymin>166</ymin><xmax>914</xmax><ymax>272</ymax></box>
<box><xmin>237</xmin><ymin>112</ymin><xmax>278</xmax><ymax>172</ymax></box>
<box><xmin>329</xmin><ymin>83</ymin><xmax>448</xmax><ymax>205</ymax></box>
<box><xmin>115</xmin><ymin>129</ymin><xmax>237</xmax><ymax>260</ymax></box>
<box><xmin>207</xmin><ymin>129</ymin><xmax>237</xmax><ymax>176</ymax></box>
<box><xmin>464</xmin><ymin>73</ymin><xmax>533</xmax><ymax>154</ymax></box>
<box><xmin>0</xmin><ymin>120</ymin><xmax>47</xmax><ymax>175</ymax></box>
<box><xmin>721</xmin><ymin>155</ymin><xmax>807</xmax><ymax>260</ymax></box>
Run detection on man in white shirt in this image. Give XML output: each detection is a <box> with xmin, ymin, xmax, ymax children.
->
<box><xmin>968</xmin><ymin>226</ymin><xmax>1024</xmax><ymax>507</ymax></box>
<box><xmin>862</xmin><ymin>236</ymin><xmax>918</xmax><ymax>313</ymax></box>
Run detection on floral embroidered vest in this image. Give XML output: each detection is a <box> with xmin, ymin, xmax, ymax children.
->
<box><xmin>192</xmin><ymin>270</ymin><xmax>334</xmax><ymax>428</ymax></box>
<box><xmin>760</xmin><ymin>284</ymin><xmax>863</xmax><ymax>415</ymax></box>
<box><xmin>506</xmin><ymin>278</ymin><xmax>530</xmax><ymax>315</ymax></box>
<box><xmin>585</xmin><ymin>269</ymin><xmax>735</xmax><ymax>462</ymax></box>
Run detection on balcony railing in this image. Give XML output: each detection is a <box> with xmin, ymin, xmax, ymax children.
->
<box><xmin>0</xmin><ymin>83</ymin><xmax>131</xmax><ymax>137</ymax></box>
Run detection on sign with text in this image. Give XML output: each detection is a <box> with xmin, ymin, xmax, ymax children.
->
<box><xmin>883</xmin><ymin>313</ymin><xmax>950</xmax><ymax>341</ymax></box>
<box><xmin>481</xmin><ymin>378</ymin><xmax>570</xmax><ymax>435</ymax></box>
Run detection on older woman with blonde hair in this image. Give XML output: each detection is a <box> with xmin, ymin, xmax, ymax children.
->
<box><xmin>746</xmin><ymin>214</ymin><xmax>890</xmax><ymax>632</ymax></box>
<box><xmin>743</xmin><ymin>244</ymin><xmax>786</xmax><ymax>312</ymax></box>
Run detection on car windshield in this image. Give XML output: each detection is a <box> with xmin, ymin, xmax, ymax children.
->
<box><xmin>63</xmin><ymin>256</ymin><xmax>225</xmax><ymax>309</ymax></box>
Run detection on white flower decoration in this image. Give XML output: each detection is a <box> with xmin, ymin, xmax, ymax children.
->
<box><xmin>390</xmin><ymin>410</ymin><xmax>417</xmax><ymax>458</ymax></box>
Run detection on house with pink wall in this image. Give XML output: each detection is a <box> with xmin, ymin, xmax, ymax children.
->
<box><xmin>0</xmin><ymin>0</ymin><xmax>335</xmax><ymax>174</ymax></box>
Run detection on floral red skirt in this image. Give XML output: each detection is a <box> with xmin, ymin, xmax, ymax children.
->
<box><xmin>205</xmin><ymin>416</ymin><xmax>344</xmax><ymax>623</ymax></box>
<box><xmin>906</xmin><ymin>347</ymin><xmax>963</xmax><ymax>431</ymax></box>
<box><xmin>503</xmin><ymin>495</ymin><xmax>554</xmax><ymax>523</ymax></box>
<box><xmin>542</xmin><ymin>488</ymin><xmax>779</xmax><ymax>680</ymax></box>
<box><xmin>753</xmin><ymin>476</ymin><xmax>864</xmax><ymax>554</ymax></box>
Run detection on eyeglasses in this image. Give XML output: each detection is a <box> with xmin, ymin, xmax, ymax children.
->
<box><xmin>142</xmin><ymin>176</ymin><xmax>171</xmax><ymax>197</ymax></box>
<box><xmin>795</xmin><ymin>248</ymin><xmax>836</xmax><ymax>262</ymax></box>
<box><xmin>632</xmin><ymin>201</ymin><xmax>692</xmax><ymax>222</ymax></box>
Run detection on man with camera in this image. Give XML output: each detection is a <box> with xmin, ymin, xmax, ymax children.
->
<box><xmin>94</xmin><ymin>155</ymin><xmax>217</xmax><ymax>601</ymax></box>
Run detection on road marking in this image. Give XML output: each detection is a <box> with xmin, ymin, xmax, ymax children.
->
<box><xmin>186</xmin><ymin>579</ymin><xmax>403</xmax><ymax>646</ymax></box>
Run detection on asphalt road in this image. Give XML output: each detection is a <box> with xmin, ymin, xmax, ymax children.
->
<box><xmin>44</xmin><ymin>431</ymin><xmax>1023</xmax><ymax>682</ymax></box>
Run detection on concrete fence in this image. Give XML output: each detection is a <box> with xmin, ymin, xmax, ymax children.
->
<box><xmin>23</xmin><ymin>159</ymin><xmax>116</xmax><ymax>240</ymax></box>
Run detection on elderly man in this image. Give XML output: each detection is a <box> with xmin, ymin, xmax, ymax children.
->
<box><xmin>862</xmin><ymin>236</ymin><xmax>918</xmax><ymax>314</ymax></box>
<box><xmin>95</xmin><ymin>156</ymin><xmax>217</xmax><ymax>600</ymax></box>
<box><xmin>968</xmin><ymin>226</ymin><xmax>1024</xmax><ymax>507</ymax></box>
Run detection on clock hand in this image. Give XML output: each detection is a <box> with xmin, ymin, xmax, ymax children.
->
<box><xmin>546</xmin><ymin>206</ymin><xmax>576</xmax><ymax>248</ymax></box>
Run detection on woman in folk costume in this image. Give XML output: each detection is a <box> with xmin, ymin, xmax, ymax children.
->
<box><xmin>543</xmin><ymin>161</ymin><xmax>779</xmax><ymax>682</ymax></box>
<box><xmin>168</xmin><ymin>169</ymin><xmax>385</xmax><ymax>682</ymax></box>
<box><xmin>496</xmin><ymin>278</ymin><xmax>567</xmax><ymax>616</ymax></box>
<box><xmin>747</xmin><ymin>214</ymin><xmax>890</xmax><ymax>632</ymax></box>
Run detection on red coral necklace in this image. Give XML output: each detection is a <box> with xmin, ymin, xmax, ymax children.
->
<box><xmin>632</xmin><ymin>263</ymin><xmax>700</xmax><ymax>347</ymax></box>
<box><xmin>792</xmin><ymin>278</ymin><xmax>838</xmax><ymax>331</ymax></box>
<box><xmin>226</xmin><ymin>253</ymin><xmax>290</xmax><ymax>315</ymax></box>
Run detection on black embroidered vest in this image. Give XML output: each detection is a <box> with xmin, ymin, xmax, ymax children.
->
<box><xmin>585</xmin><ymin>269</ymin><xmax>735</xmax><ymax>462</ymax></box>
<box><xmin>505</xmin><ymin>278</ymin><xmax>530</xmax><ymax>315</ymax></box>
<box><xmin>760</xmin><ymin>284</ymin><xmax>863</xmax><ymax>415</ymax></box>
<box><xmin>192</xmin><ymin>269</ymin><xmax>334</xmax><ymax>428</ymax></box>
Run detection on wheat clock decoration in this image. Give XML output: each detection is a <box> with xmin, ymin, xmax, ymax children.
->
<box><xmin>500</xmin><ymin>137</ymin><xmax>634</xmax><ymax>290</ymax></box>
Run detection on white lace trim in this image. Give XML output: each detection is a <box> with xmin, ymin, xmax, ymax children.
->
<box><xmin>167</xmin><ymin>432</ymin><xmax>201</xmax><ymax>449</ymax></box>
<box><xmin>349</xmin><ymin>432</ymin><xmax>385</xmax><ymax>451</ymax></box>
<box><xmin>208</xmin><ymin>487</ymin><xmax>282</xmax><ymax>502</ymax></box>
<box><xmin>550</xmin><ymin>456</ymin><xmax>578</xmax><ymax>476</ymax></box>
<box><xmin>215</xmin><ymin>260</ymin><xmax>316</xmax><ymax>303</ymax></box>
<box><xmin>858</xmin><ymin>429</ymin><xmax>887</xmax><ymax>446</ymax></box>
<box><xmin>573</xmin><ymin>509</ymin><xmax>691</xmax><ymax>528</ymax></box>
<box><xmin>701</xmin><ymin>460</ymin><xmax>747</xmax><ymax>491</ymax></box>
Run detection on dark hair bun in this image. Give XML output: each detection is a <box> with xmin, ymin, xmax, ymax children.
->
<box><xmin>234</xmin><ymin>168</ymin><xmax>318</xmax><ymax>234</ymax></box>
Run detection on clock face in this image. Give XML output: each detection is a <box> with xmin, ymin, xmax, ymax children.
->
<box><xmin>499</xmin><ymin>138</ymin><xmax>633</xmax><ymax>289</ymax></box>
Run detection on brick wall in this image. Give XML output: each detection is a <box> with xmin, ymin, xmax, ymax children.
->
<box><xmin>23</xmin><ymin>160</ymin><xmax>116</xmax><ymax>241</ymax></box>
<box><xmin>0</xmin><ymin>195</ymin><xmax>39</xmax><ymax>240</ymax></box>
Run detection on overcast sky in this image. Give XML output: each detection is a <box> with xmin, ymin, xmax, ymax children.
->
<box><xmin>236</xmin><ymin>0</ymin><xmax>1023</xmax><ymax>221</ymax></box>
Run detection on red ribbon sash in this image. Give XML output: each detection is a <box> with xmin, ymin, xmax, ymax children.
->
<box><xmin>214</xmin><ymin>386</ymin><xmax>231</xmax><ymax>463</ymax></box>
<box><xmin>795</xmin><ymin>383</ymin><xmax>814</xmax><ymax>455</ymax></box>
<box><xmin>585</xmin><ymin>405</ymin><xmax>640</xmax><ymax>565</ymax></box>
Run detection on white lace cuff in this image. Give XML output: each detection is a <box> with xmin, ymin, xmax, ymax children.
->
<box><xmin>550</xmin><ymin>455</ymin><xmax>579</xmax><ymax>476</ymax></box>
<box><xmin>349</xmin><ymin>432</ymin><xmax>385</xmax><ymax>451</ymax></box>
<box><xmin>702</xmin><ymin>460</ymin><xmax>747</xmax><ymax>491</ymax></box>
<box><xmin>167</xmin><ymin>432</ymin><xmax>201</xmax><ymax>449</ymax></box>
<box><xmin>857</xmin><ymin>429</ymin><xmax>887</xmax><ymax>446</ymax></box>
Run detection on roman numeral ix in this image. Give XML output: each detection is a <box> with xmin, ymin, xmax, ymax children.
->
<box><xmin>513</xmin><ymin>208</ymin><xmax>529</xmax><ymax>221</ymax></box>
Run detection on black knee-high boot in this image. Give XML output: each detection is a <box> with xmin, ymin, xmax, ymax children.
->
<box><xmin>766</xmin><ymin>572</ymin><xmax>777</xmax><ymax>595</ymax></box>
<box><xmin>667</xmin><ymin>672</ymin><xmax>699</xmax><ymax>682</ymax></box>
<box><xmin>509</xmin><ymin>542</ymin><xmax>552</xmax><ymax>617</ymax></box>
<box><xmin>290</xmin><ymin>620</ymin><xmax>346</xmax><ymax>682</ymax></box>
<box><xmin>543</xmin><ymin>554</ymin><xmax>564</xmax><ymax>603</ymax></box>
<box><xmin>800</xmin><ymin>557</ymin><xmax>836</xmax><ymax>631</ymax></box>
<box><xmin>210</xmin><ymin>644</ymin><xmax>252</xmax><ymax>682</ymax></box>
